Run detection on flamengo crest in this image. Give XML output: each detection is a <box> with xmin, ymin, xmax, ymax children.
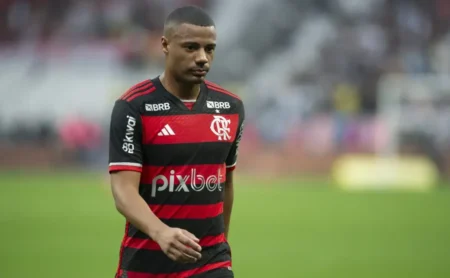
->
<box><xmin>210</xmin><ymin>116</ymin><xmax>231</xmax><ymax>141</ymax></box>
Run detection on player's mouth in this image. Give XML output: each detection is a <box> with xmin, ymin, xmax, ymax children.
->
<box><xmin>191</xmin><ymin>69</ymin><xmax>208</xmax><ymax>77</ymax></box>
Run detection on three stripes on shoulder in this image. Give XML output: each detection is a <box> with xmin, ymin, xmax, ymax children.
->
<box><xmin>120</xmin><ymin>80</ymin><xmax>155</xmax><ymax>102</ymax></box>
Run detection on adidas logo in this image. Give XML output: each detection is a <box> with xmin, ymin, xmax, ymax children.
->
<box><xmin>158</xmin><ymin>124</ymin><xmax>175</xmax><ymax>136</ymax></box>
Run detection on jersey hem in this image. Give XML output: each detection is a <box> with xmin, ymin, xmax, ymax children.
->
<box><xmin>120</xmin><ymin>260</ymin><xmax>231</xmax><ymax>278</ymax></box>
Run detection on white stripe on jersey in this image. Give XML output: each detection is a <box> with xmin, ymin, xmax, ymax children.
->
<box><xmin>109</xmin><ymin>162</ymin><xmax>142</xmax><ymax>167</ymax></box>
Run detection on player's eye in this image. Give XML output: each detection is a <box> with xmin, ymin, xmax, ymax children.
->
<box><xmin>205</xmin><ymin>46</ymin><xmax>215</xmax><ymax>53</ymax></box>
<box><xmin>184</xmin><ymin>44</ymin><xmax>198</xmax><ymax>51</ymax></box>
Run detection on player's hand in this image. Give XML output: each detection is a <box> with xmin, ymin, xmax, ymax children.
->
<box><xmin>154</xmin><ymin>227</ymin><xmax>202</xmax><ymax>263</ymax></box>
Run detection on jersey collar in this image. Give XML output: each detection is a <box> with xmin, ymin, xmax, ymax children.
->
<box><xmin>153</xmin><ymin>76</ymin><xmax>208</xmax><ymax>112</ymax></box>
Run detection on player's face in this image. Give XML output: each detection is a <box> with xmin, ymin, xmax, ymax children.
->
<box><xmin>163</xmin><ymin>23</ymin><xmax>216</xmax><ymax>84</ymax></box>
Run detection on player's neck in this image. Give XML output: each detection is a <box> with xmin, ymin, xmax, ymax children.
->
<box><xmin>160</xmin><ymin>72</ymin><xmax>200</xmax><ymax>101</ymax></box>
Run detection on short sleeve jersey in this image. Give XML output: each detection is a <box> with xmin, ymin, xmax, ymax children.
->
<box><xmin>108</xmin><ymin>77</ymin><xmax>245</xmax><ymax>277</ymax></box>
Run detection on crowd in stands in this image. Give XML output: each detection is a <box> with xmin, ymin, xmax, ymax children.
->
<box><xmin>0</xmin><ymin>0</ymin><xmax>449</xmax><ymax>168</ymax></box>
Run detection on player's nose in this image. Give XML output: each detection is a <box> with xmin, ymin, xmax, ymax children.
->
<box><xmin>195</xmin><ymin>49</ymin><xmax>208</xmax><ymax>65</ymax></box>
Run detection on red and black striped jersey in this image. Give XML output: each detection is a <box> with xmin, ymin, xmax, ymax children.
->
<box><xmin>108</xmin><ymin>76</ymin><xmax>245</xmax><ymax>278</ymax></box>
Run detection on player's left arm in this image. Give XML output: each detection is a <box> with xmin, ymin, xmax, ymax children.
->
<box><xmin>224</xmin><ymin>101</ymin><xmax>245</xmax><ymax>240</ymax></box>
<box><xmin>223</xmin><ymin>170</ymin><xmax>234</xmax><ymax>240</ymax></box>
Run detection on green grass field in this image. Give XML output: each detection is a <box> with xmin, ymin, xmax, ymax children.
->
<box><xmin>1</xmin><ymin>171</ymin><xmax>450</xmax><ymax>278</ymax></box>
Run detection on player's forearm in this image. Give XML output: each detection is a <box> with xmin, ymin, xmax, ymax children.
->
<box><xmin>112</xmin><ymin>183</ymin><xmax>168</xmax><ymax>239</ymax></box>
<box><xmin>223</xmin><ymin>180</ymin><xmax>234</xmax><ymax>240</ymax></box>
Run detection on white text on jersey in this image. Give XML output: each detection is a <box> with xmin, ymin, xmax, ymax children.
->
<box><xmin>122</xmin><ymin>115</ymin><xmax>136</xmax><ymax>154</ymax></box>
<box><xmin>145</xmin><ymin>103</ymin><xmax>170</xmax><ymax>112</ymax></box>
<box><xmin>207</xmin><ymin>101</ymin><xmax>230</xmax><ymax>109</ymax></box>
<box><xmin>151</xmin><ymin>168</ymin><xmax>223</xmax><ymax>197</ymax></box>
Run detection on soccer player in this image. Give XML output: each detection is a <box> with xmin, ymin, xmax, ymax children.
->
<box><xmin>108</xmin><ymin>6</ymin><xmax>245</xmax><ymax>278</ymax></box>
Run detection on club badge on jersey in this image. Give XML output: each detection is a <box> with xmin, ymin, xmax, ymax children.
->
<box><xmin>210</xmin><ymin>116</ymin><xmax>231</xmax><ymax>141</ymax></box>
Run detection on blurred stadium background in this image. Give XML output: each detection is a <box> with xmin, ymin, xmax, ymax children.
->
<box><xmin>1</xmin><ymin>0</ymin><xmax>450</xmax><ymax>277</ymax></box>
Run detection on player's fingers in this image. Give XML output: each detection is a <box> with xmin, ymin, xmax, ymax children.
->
<box><xmin>174</xmin><ymin>241</ymin><xmax>202</xmax><ymax>260</ymax></box>
<box><xmin>166</xmin><ymin>251</ymin><xmax>178</xmax><ymax>262</ymax></box>
<box><xmin>167</xmin><ymin>249</ymin><xmax>184</xmax><ymax>262</ymax></box>
<box><xmin>181</xmin><ymin>230</ymin><xmax>200</xmax><ymax>242</ymax></box>
<box><xmin>178</xmin><ymin>234</ymin><xmax>202</xmax><ymax>253</ymax></box>
<box><xmin>168</xmin><ymin>248</ymin><xmax>196</xmax><ymax>263</ymax></box>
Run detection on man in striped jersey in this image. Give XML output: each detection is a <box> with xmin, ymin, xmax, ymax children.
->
<box><xmin>108</xmin><ymin>5</ymin><xmax>245</xmax><ymax>278</ymax></box>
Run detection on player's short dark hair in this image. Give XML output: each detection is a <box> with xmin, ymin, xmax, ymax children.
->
<box><xmin>164</xmin><ymin>5</ymin><xmax>215</xmax><ymax>29</ymax></box>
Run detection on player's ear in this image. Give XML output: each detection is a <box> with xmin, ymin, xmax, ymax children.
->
<box><xmin>161</xmin><ymin>36</ymin><xmax>169</xmax><ymax>55</ymax></box>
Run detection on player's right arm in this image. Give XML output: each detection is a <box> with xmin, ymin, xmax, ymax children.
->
<box><xmin>108</xmin><ymin>100</ymin><xmax>202</xmax><ymax>263</ymax></box>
